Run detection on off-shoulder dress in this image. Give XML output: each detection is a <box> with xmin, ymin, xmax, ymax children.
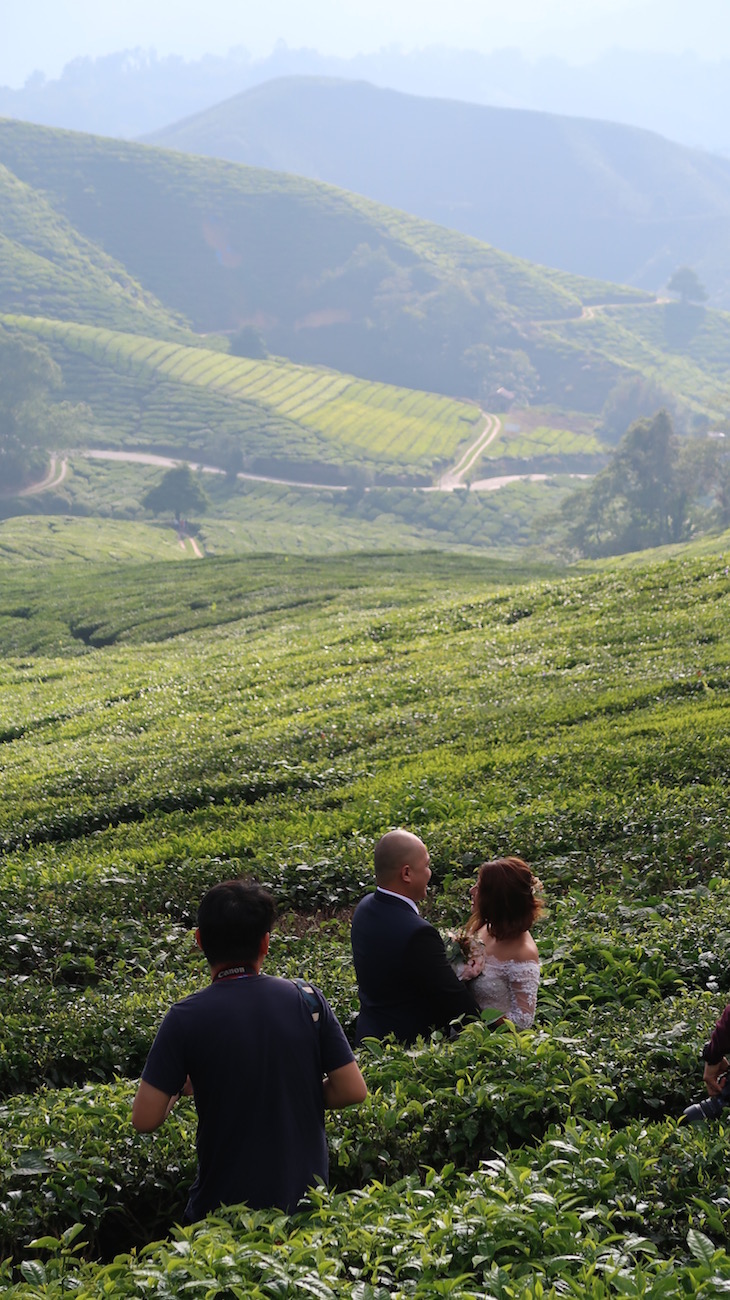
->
<box><xmin>451</xmin><ymin>941</ymin><xmax>540</xmax><ymax>1029</ymax></box>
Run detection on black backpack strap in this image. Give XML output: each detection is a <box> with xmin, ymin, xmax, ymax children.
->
<box><xmin>290</xmin><ymin>976</ymin><xmax>321</xmax><ymax>1023</ymax></box>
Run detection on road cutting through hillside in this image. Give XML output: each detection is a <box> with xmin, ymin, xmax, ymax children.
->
<box><xmin>80</xmin><ymin>410</ymin><xmax>512</xmax><ymax>494</ymax></box>
<box><xmin>17</xmin><ymin>454</ymin><xmax>69</xmax><ymax>495</ymax></box>
<box><xmin>82</xmin><ymin>449</ymin><xmax>351</xmax><ymax>491</ymax></box>
<box><xmin>435</xmin><ymin>412</ymin><xmax>501</xmax><ymax>490</ymax></box>
<box><xmin>20</xmin><ymin>410</ymin><xmax>584</xmax><ymax>515</ymax></box>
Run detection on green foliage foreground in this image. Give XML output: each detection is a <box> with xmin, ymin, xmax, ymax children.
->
<box><xmin>0</xmin><ymin>550</ymin><xmax>729</xmax><ymax>1295</ymax></box>
<box><xmin>5</xmin><ymin>1107</ymin><xmax>730</xmax><ymax>1296</ymax></box>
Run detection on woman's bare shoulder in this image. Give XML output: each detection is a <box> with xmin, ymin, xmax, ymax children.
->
<box><xmin>518</xmin><ymin>932</ymin><xmax>540</xmax><ymax>963</ymax></box>
<box><xmin>487</xmin><ymin>930</ymin><xmax>539</xmax><ymax>964</ymax></box>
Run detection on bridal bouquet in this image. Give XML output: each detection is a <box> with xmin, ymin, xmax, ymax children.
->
<box><xmin>443</xmin><ymin>930</ymin><xmax>487</xmax><ymax>981</ymax></box>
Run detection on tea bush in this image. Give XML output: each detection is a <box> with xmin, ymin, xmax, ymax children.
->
<box><xmin>0</xmin><ymin>550</ymin><xmax>728</xmax><ymax>1292</ymax></box>
<box><xmin>6</xmin><ymin>1128</ymin><xmax>730</xmax><ymax>1296</ymax></box>
<box><xmin>0</xmin><ymin>997</ymin><xmax>715</xmax><ymax>1257</ymax></box>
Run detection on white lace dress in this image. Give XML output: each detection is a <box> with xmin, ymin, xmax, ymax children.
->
<box><xmin>452</xmin><ymin>947</ymin><xmax>540</xmax><ymax>1029</ymax></box>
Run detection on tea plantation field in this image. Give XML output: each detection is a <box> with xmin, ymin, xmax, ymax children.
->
<box><xmin>1</xmin><ymin>549</ymin><xmax>730</xmax><ymax>1296</ymax></box>
<box><xmin>4</xmin><ymin>463</ymin><xmax>575</xmax><ymax>561</ymax></box>
<box><xmin>3</xmin><ymin>314</ymin><xmax>481</xmax><ymax>481</ymax></box>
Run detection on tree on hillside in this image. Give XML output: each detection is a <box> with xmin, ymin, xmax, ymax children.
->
<box><xmin>230</xmin><ymin>325</ymin><xmax>268</xmax><ymax>360</ymax></box>
<box><xmin>142</xmin><ymin>464</ymin><xmax>210</xmax><ymax>521</ymax></box>
<box><xmin>561</xmin><ymin>409</ymin><xmax>688</xmax><ymax>556</ymax></box>
<box><xmin>667</xmin><ymin>266</ymin><xmax>708</xmax><ymax>305</ymax></box>
<box><xmin>205</xmin><ymin>432</ymin><xmax>244</xmax><ymax>480</ymax></box>
<box><xmin>712</xmin><ymin>446</ymin><xmax>730</xmax><ymax>530</ymax></box>
<box><xmin>598</xmin><ymin>374</ymin><xmax>675</xmax><ymax>445</ymax></box>
<box><xmin>685</xmin><ymin>434</ymin><xmax>730</xmax><ymax>531</ymax></box>
<box><xmin>0</xmin><ymin>329</ymin><xmax>79</xmax><ymax>491</ymax></box>
<box><xmin>464</xmin><ymin>343</ymin><xmax>539</xmax><ymax>407</ymax></box>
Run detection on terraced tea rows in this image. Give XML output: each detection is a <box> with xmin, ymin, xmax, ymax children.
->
<box><xmin>553</xmin><ymin>303</ymin><xmax>730</xmax><ymax>416</ymax></box>
<box><xmin>4</xmin><ymin>314</ymin><xmax>481</xmax><ymax>476</ymax></box>
<box><xmin>485</xmin><ymin>422</ymin><xmax>603</xmax><ymax>461</ymax></box>
<box><xmin>0</xmin><ymin>551</ymin><xmax>728</xmax><ymax>1295</ymax></box>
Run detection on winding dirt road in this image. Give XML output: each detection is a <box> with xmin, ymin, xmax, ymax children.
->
<box><xmin>436</xmin><ymin>413</ymin><xmax>501</xmax><ymax>490</ymax></box>
<box><xmin>19</xmin><ymin>407</ymin><xmax>584</xmax><ymax>509</ymax></box>
<box><xmin>82</xmin><ymin>449</ymin><xmax>351</xmax><ymax>492</ymax></box>
<box><xmin>17</xmin><ymin>454</ymin><xmax>69</xmax><ymax>495</ymax></box>
<box><xmin>14</xmin><ymin>292</ymin><xmax>672</xmax><ymax>507</ymax></box>
<box><xmin>81</xmin><ymin>410</ymin><xmax>510</xmax><ymax>495</ymax></box>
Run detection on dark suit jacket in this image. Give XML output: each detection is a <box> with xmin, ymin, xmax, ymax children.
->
<box><xmin>350</xmin><ymin>890</ymin><xmax>477</xmax><ymax>1044</ymax></box>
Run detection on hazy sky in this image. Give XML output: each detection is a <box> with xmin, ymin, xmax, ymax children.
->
<box><xmin>3</xmin><ymin>0</ymin><xmax>729</xmax><ymax>86</ymax></box>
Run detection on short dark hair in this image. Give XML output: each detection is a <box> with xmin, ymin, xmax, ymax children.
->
<box><xmin>467</xmin><ymin>857</ymin><xmax>543</xmax><ymax>942</ymax></box>
<box><xmin>197</xmin><ymin>880</ymin><xmax>276</xmax><ymax>965</ymax></box>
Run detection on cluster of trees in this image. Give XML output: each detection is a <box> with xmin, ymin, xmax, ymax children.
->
<box><xmin>598</xmin><ymin>374</ymin><xmax>676</xmax><ymax>445</ymax></box>
<box><xmin>229</xmin><ymin>325</ymin><xmax>268</xmax><ymax>360</ymax></box>
<box><xmin>561</xmin><ymin>409</ymin><xmax>730</xmax><ymax>558</ymax></box>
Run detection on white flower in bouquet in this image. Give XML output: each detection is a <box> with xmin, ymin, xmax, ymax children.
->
<box><xmin>444</xmin><ymin>930</ymin><xmax>486</xmax><ymax>981</ymax></box>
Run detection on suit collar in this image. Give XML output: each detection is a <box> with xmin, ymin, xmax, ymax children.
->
<box><xmin>375</xmin><ymin>886</ymin><xmax>420</xmax><ymax>914</ymax></box>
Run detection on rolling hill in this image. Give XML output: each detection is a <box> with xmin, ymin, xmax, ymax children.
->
<box><xmin>0</xmin><ymin>114</ymin><xmax>652</xmax><ymax>407</ymax></box>
<box><xmin>0</xmin><ymin>544</ymin><xmax>730</xmax><ymax>1290</ymax></box>
<box><xmin>144</xmin><ymin>76</ymin><xmax>730</xmax><ymax>310</ymax></box>
<box><xmin>1</xmin><ymin>111</ymin><xmax>727</xmax><ymax>435</ymax></box>
<box><xmin>1</xmin><ymin>111</ymin><xmax>729</xmax><ymax>562</ymax></box>
<box><xmin>3</xmin><ymin>314</ymin><xmax>483</xmax><ymax>481</ymax></box>
<box><xmin>0</xmin><ymin>161</ymin><xmax>184</xmax><ymax>337</ymax></box>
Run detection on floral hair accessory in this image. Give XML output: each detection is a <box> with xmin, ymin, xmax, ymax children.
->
<box><xmin>531</xmin><ymin>876</ymin><xmax>544</xmax><ymax>897</ymax></box>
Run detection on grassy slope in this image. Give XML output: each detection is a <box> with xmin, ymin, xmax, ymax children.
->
<box><xmin>144</xmin><ymin>75</ymin><xmax>730</xmax><ymax>307</ymax></box>
<box><xmin>0</xmin><ymin>465</ymin><xmax>570</xmax><ymax>560</ymax></box>
<box><xmin>0</xmin><ymin>552</ymin><xmax>729</xmax><ymax>1293</ymax></box>
<box><xmin>0</xmin><ymin>162</ymin><xmax>184</xmax><ymax>337</ymax></box>
<box><xmin>1</xmin><ymin>115</ymin><xmax>728</xmax><ymax>557</ymax></box>
<box><xmin>0</xmin><ymin>516</ymin><xmax>200</xmax><ymax>565</ymax></box>
<box><xmin>0</xmin><ymin>311</ymin><xmax>597</xmax><ymax>555</ymax></box>
<box><xmin>1</xmin><ymin>115</ymin><xmax>727</xmax><ymax>425</ymax></box>
<box><xmin>0</xmin><ymin>115</ymin><xmax>616</xmax><ymax>320</ymax></box>
<box><xmin>0</xmin><ymin>550</ymin><xmax>548</xmax><ymax>654</ymax></box>
<box><xmin>549</xmin><ymin>300</ymin><xmax>730</xmax><ymax>414</ymax></box>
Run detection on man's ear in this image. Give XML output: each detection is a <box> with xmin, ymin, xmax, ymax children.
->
<box><xmin>260</xmin><ymin>931</ymin><xmax>270</xmax><ymax>959</ymax></box>
<box><xmin>195</xmin><ymin>927</ymin><xmax>203</xmax><ymax>951</ymax></box>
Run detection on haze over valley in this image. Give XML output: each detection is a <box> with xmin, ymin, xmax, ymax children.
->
<box><xmin>1</xmin><ymin>0</ymin><xmax>729</xmax><ymax>564</ymax></box>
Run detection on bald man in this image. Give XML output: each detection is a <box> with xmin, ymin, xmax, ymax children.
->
<box><xmin>350</xmin><ymin>829</ymin><xmax>477</xmax><ymax>1044</ymax></box>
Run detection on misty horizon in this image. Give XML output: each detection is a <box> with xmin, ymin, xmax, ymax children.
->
<box><xmin>2</xmin><ymin>40</ymin><xmax>729</xmax><ymax>160</ymax></box>
<box><xmin>4</xmin><ymin>0</ymin><xmax>730</xmax><ymax>88</ymax></box>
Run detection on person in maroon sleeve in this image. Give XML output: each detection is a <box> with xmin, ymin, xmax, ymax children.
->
<box><xmin>682</xmin><ymin>1004</ymin><xmax>730</xmax><ymax>1122</ymax></box>
<box><xmin>133</xmin><ymin>880</ymin><xmax>366</xmax><ymax>1220</ymax></box>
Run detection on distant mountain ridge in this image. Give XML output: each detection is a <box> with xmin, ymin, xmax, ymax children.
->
<box><xmin>1</xmin><ymin>44</ymin><xmax>729</xmax><ymax>156</ymax></box>
<box><xmin>144</xmin><ymin>77</ymin><xmax>730</xmax><ymax>310</ymax></box>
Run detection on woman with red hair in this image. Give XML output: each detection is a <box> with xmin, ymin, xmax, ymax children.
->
<box><xmin>451</xmin><ymin>857</ymin><xmax>544</xmax><ymax>1028</ymax></box>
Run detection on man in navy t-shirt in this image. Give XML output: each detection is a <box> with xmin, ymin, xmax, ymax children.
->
<box><xmin>132</xmin><ymin>881</ymin><xmax>366</xmax><ymax>1221</ymax></box>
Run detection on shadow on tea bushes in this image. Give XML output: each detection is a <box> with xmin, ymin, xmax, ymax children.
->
<box><xmin>8</xmin><ymin>1143</ymin><xmax>730</xmax><ymax>1299</ymax></box>
<box><xmin>0</xmin><ymin>1085</ymin><xmax>196</xmax><ymax>1259</ymax></box>
<box><xmin>0</xmin><ymin>979</ymin><xmax>189</xmax><ymax>1096</ymax></box>
<box><xmin>0</xmin><ymin>1005</ymin><xmax>709</xmax><ymax>1258</ymax></box>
